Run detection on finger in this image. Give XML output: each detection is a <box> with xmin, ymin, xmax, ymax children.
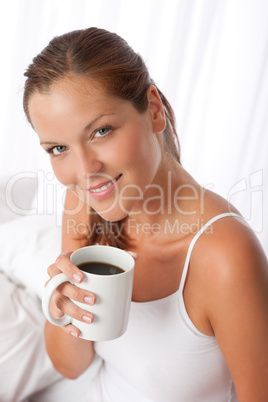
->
<box><xmin>61</xmin><ymin>323</ymin><xmax>81</xmax><ymax>338</ymax></box>
<box><xmin>48</xmin><ymin>283</ymin><xmax>96</xmax><ymax>320</ymax></box>
<box><xmin>55</xmin><ymin>251</ymin><xmax>84</xmax><ymax>284</ymax></box>
<box><xmin>49</xmin><ymin>292</ymin><xmax>64</xmax><ymax>319</ymax></box>
<box><xmin>56</xmin><ymin>294</ymin><xmax>94</xmax><ymax>324</ymax></box>
<box><xmin>58</xmin><ymin>281</ymin><xmax>96</xmax><ymax>305</ymax></box>
<box><xmin>127</xmin><ymin>251</ymin><xmax>138</xmax><ymax>262</ymax></box>
<box><xmin>47</xmin><ymin>262</ymin><xmax>62</xmax><ymax>279</ymax></box>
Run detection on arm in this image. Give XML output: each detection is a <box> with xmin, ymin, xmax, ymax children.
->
<box><xmin>197</xmin><ymin>218</ymin><xmax>268</xmax><ymax>400</ymax></box>
<box><xmin>44</xmin><ymin>189</ymin><xmax>95</xmax><ymax>379</ymax></box>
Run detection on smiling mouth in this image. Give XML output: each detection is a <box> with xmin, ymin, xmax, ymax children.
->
<box><xmin>88</xmin><ymin>174</ymin><xmax>122</xmax><ymax>193</ymax></box>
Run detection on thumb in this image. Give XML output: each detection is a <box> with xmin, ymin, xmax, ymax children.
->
<box><xmin>126</xmin><ymin>251</ymin><xmax>138</xmax><ymax>262</ymax></box>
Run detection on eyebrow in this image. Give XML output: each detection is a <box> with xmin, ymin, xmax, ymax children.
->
<box><xmin>84</xmin><ymin>113</ymin><xmax>116</xmax><ymax>132</ymax></box>
<box><xmin>40</xmin><ymin>141</ymin><xmax>58</xmax><ymax>145</ymax></box>
<box><xmin>40</xmin><ymin>112</ymin><xmax>116</xmax><ymax>145</ymax></box>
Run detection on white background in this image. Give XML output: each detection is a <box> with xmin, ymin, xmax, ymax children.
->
<box><xmin>0</xmin><ymin>0</ymin><xmax>267</xmax><ymax>254</ymax></box>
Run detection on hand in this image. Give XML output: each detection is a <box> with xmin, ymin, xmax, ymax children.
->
<box><xmin>46</xmin><ymin>251</ymin><xmax>96</xmax><ymax>338</ymax></box>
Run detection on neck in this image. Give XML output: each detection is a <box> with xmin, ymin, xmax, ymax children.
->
<box><xmin>127</xmin><ymin>160</ymin><xmax>201</xmax><ymax>231</ymax></box>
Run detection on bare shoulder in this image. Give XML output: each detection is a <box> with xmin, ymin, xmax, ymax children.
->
<box><xmin>190</xmin><ymin>211</ymin><xmax>268</xmax><ymax>312</ymax></box>
<box><xmin>191</xmin><ymin>212</ymin><xmax>268</xmax><ymax>399</ymax></box>
<box><xmin>192</xmin><ymin>187</ymin><xmax>267</xmax><ymax>285</ymax></box>
<box><xmin>192</xmin><ymin>213</ymin><xmax>268</xmax><ymax>288</ymax></box>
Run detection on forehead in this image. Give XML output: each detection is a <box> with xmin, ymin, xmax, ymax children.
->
<box><xmin>28</xmin><ymin>75</ymin><xmax>134</xmax><ymax>141</ymax></box>
<box><xmin>28</xmin><ymin>76</ymin><xmax>124</xmax><ymax>127</ymax></box>
<box><xmin>52</xmin><ymin>75</ymin><xmax>107</xmax><ymax>97</ymax></box>
<box><xmin>30</xmin><ymin>75</ymin><xmax>110</xmax><ymax>109</ymax></box>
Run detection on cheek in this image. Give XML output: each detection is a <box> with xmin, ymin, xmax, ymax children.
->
<box><xmin>122</xmin><ymin>129</ymin><xmax>161</xmax><ymax>176</ymax></box>
<box><xmin>50</xmin><ymin>160</ymin><xmax>75</xmax><ymax>186</ymax></box>
<box><xmin>107</xmin><ymin>125</ymin><xmax>152</xmax><ymax>170</ymax></box>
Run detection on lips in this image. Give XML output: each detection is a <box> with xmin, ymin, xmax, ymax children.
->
<box><xmin>87</xmin><ymin>174</ymin><xmax>122</xmax><ymax>200</ymax></box>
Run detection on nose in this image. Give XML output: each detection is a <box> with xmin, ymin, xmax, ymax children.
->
<box><xmin>75</xmin><ymin>147</ymin><xmax>102</xmax><ymax>183</ymax></box>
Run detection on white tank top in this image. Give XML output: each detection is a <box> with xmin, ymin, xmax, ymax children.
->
<box><xmin>91</xmin><ymin>213</ymin><xmax>241</xmax><ymax>401</ymax></box>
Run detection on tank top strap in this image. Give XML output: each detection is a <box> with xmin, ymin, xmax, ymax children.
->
<box><xmin>179</xmin><ymin>212</ymin><xmax>244</xmax><ymax>293</ymax></box>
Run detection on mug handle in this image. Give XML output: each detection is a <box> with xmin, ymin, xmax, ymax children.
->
<box><xmin>42</xmin><ymin>273</ymin><xmax>73</xmax><ymax>327</ymax></box>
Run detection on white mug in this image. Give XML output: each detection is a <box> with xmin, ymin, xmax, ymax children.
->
<box><xmin>42</xmin><ymin>245</ymin><xmax>135</xmax><ymax>341</ymax></box>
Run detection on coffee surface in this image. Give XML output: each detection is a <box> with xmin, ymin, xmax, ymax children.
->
<box><xmin>77</xmin><ymin>262</ymin><xmax>124</xmax><ymax>276</ymax></box>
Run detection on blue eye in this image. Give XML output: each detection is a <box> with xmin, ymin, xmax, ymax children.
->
<box><xmin>50</xmin><ymin>145</ymin><xmax>66</xmax><ymax>155</ymax></box>
<box><xmin>94</xmin><ymin>127</ymin><xmax>111</xmax><ymax>138</ymax></box>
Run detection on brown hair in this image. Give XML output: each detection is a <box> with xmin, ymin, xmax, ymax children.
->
<box><xmin>23</xmin><ymin>27</ymin><xmax>181</xmax><ymax>248</ymax></box>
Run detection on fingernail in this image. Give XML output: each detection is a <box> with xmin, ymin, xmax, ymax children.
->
<box><xmin>84</xmin><ymin>296</ymin><xmax>95</xmax><ymax>305</ymax></box>
<box><xmin>70</xmin><ymin>331</ymin><xmax>78</xmax><ymax>338</ymax></box>
<box><xmin>128</xmin><ymin>251</ymin><xmax>138</xmax><ymax>260</ymax></box>
<box><xmin>82</xmin><ymin>315</ymin><xmax>93</xmax><ymax>323</ymax></box>
<box><xmin>73</xmin><ymin>273</ymin><xmax>82</xmax><ymax>283</ymax></box>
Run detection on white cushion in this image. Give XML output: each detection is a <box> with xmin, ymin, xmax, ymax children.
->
<box><xmin>0</xmin><ymin>272</ymin><xmax>63</xmax><ymax>401</ymax></box>
<box><xmin>0</xmin><ymin>272</ymin><xmax>101</xmax><ymax>402</ymax></box>
<box><xmin>0</xmin><ymin>214</ymin><xmax>62</xmax><ymax>299</ymax></box>
<box><xmin>0</xmin><ymin>174</ymin><xmax>37</xmax><ymax>223</ymax></box>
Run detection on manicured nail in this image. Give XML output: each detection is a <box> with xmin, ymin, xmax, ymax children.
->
<box><xmin>82</xmin><ymin>315</ymin><xmax>93</xmax><ymax>323</ymax></box>
<box><xmin>84</xmin><ymin>296</ymin><xmax>95</xmax><ymax>305</ymax></box>
<box><xmin>73</xmin><ymin>273</ymin><xmax>82</xmax><ymax>283</ymax></box>
<box><xmin>70</xmin><ymin>331</ymin><xmax>78</xmax><ymax>338</ymax></box>
<box><xmin>128</xmin><ymin>251</ymin><xmax>138</xmax><ymax>261</ymax></box>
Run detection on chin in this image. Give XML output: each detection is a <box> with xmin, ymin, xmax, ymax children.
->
<box><xmin>95</xmin><ymin>208</ymin><xmax>128</xmax><ymax>223</ymax></box>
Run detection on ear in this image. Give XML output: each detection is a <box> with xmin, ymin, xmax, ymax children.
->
<box><xmin>147</xmin><ymin>85</ymin><xmax>166</xmax><ymax>133</ymax></box>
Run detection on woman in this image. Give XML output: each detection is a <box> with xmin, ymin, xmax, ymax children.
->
<box><xmin>23</xmin><ymin>27</ymin><xmax>268</xmax><ymax>401</ymax></box>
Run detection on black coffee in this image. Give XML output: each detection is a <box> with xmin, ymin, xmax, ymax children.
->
<box><xmin>77</xmin><ymin>262</ymin><xmax>124</xmax><ymax>276</ymax></box>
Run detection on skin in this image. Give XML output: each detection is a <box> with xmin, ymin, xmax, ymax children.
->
<box><xmin>29</xmin><ymin>75</ymin><xmax>268</xmax><ymax>399</ymax></box>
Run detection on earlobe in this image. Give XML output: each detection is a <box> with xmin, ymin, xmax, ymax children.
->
<box><xmin>147</xmin><ymin>85</ymin><xmax>166</xmax><ymax>133</ymax></box>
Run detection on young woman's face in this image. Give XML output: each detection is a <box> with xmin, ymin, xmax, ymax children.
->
<box><xmin>28</xmin><ymin>76</ymin><xmax>165</xmax><ymax>221</ymax></box>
